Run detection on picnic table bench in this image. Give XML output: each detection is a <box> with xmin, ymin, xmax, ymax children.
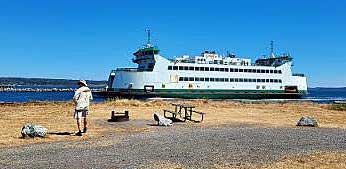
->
<box><xmin>164</xmin><ymin>103</ymin><xmax>205</xmax><ymax>122</ymax></box>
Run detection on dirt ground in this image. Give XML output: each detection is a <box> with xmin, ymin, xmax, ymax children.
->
<box><xmin>1</xmin><ymin>99</ymin><xmax>346</xmax><ymax>168</ymax></box>
<box><xmin>0</xmin><ymin>99</ymin><xmax>345</xmax><ymax>147</ymax></box>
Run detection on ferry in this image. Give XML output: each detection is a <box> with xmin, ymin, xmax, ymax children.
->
<box><xmin>95</xmin><ymin>32</ymin><xmax>307</xmax><ymax>99</ymax></box>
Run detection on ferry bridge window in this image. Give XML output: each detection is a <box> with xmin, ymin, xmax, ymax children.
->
<box><xmin>205</xmin><ymin>78</ymin><xmax>210</xmax><ymax>82</ymax></box>
<box><xmin>200</xmin><ymin>77</ymin><xmax>205</xmax><ymax>81</ymax></box>
<box><xmin>195</xmin><ymin>77</ymin><xmax>199</xmax><ymax>81</ymax></box>
<box><xmin>225</xmin><ymin>68</ymin><xmax>229</xmax><ymax>72</ymax></box>
<box><xmin>270</xmin><ymin>79</ymin><xmax>274</xmax><ymax>83</ymax></box>
<box><xmin>252</xmin><ymin>69</ymin><xmax>256</xmax><ymax>73</ymax></box>
<box><xmin>266</xmin><ymin>70</ymin><xmax>269</xmax><ymax>73</ymax></box>
<box><xmin>225</xmin><ymin>78</ymin><xmax>229</xmax><ymax>82</ymax></box>
<box><xmin>257</xmin><ymin>79</ymin><xmax>261</xmax><ymax>82</ymax></box>
<box><xmin>184</xmin><ymin>66</ymin><xmax>189</xmax><ymax>70</ymax></box>
<box><xmin>252</xmin><ymin>79</ymin><xmax>256</xmax><ymax>82</ymax></box>
<box><xmin>274</xmin><ymin>79</ymin><xmax>278</xmax><ymax>83</ymax></box>
<box><xmin>266</xmin><ymin>79</ymin><xmax>269</xmax><ymax>83</ymax></box>
<box><xmin>215</xmin><ymin>68</ymin><xmax>220</xmax><ymax>71</ymax></box>
<box><xmin>244</xmin><ymin>69</ymin><xmax>248</xmax><ymax>73</ymax></box>
<box><xmin>279</xmin><ymin>79</ymin><xmax>282</xmax><ymax>83</ymax></box>
<box><xmin>168</xmin><ymin>66</ymin><xmax>172</xmax><ymax>70</ymax></box>
<box><xmin>230</xmin><ymin>78</ymin><xmax>234</xmax><ymax>82</ymax></box>
<box><xmin>195</xmin><ymin>67</ymin><xmax>200</xmax><ymax>71</ymax></box>
<box><xmin>220</xmin><ymin>68</ymin><xmax>225</xmax><ymax>72</ymax></box>
<box><xmin>234</xmin><ymin>68</ymin><xmax>239</xmax><ymax>72</ymax></box>
<box><xmin>179</xmin><ymin>66</ymin><xmax>184</xmax><ymax>70</ymax></box>
<box><xmin>189</xmin><ymin>77</ymin><xmax>194</xmax><ymax>81</ymax></box>
<box><xmin>179</xmin><ymin>77</ymin><xmax>183</xmax><ymax>81</ymax></box>
<box><xmin>261</xmin><ymin>79</ymin><xmax>265</xmax><ymax>83</ymax></box>
<box><xmin>220</xmin><ymin>78</ymin><xmax>225</xmax><ymax>82</ymax></box>
<box><xmin>200</xmin><ymin>67</ymin><xmax>205</xmax><ymax>71</ymax></box>
<box><xmin>248</xmin><ymin>79</ymin><xmax>252</xmax><ymax>82</ymax></box>
<box><xmin>210</xmin><ymin>67</ymin><xmax>215</xmax><ymax>71</ymax></box>
<box><xmin>257</xmin><ymin>69</ymin><xmax>261</xmax><ymax>73</ymax></box>
<box><xmin>235</xmin><ymin>78</ymin><xmax>239</xmax><ymax>82</ymax></box>
<box><xmin>205</xmin><ymin>67</ymin><xmax>209</xmax><ymax>71</ymax></box>
<box><xmin>183</xmin><ymin>77</ymin><xmax>188</xmax><ymax>81</ymax></box>
<box><xmin>244</xmin><ymin>78</ymin><xmax>248</xmax><ymax>82</ymax></box>
<box><xmin>261</xmin><ymin>70</ymin><xmax>265</xmax><ymax>73</ymax></box>
<box><xmin>189</xmin><ymin>66</ymin><xmax>194</xmax><ymax>71</ymax></box>
<box><xmin>215</xmin><ymin>78</ymin><xmax>220</xmax><ymax>82</ymax></box>
<box><xmin>210</xmin><ymin>78</ymin><xmax>215</xmax><ymax>82</ymax></box>
<box><xmin>230</xmin><ymin>68</ymin><xmax>234</xmax><ymax>72</ymax></box>
<box><xmin>270</xmin><ymin>70</ymin><xmax>273</xmax><ymax>73</ymax></box>
<box><xmin>278</xmin><ymin>70</ymin><xmax>282</xmax><ymax>74</ymax></box>
<box><xmin>239</xmin><ymin>78</ymin><xmax>244</xmax><ymax>82</ymax></box>
<box><xmin>239</xmin><ymin>69</ymin><xmax>244</xmax><ymax>72</ymax></box>
<box><xmin>274</xmin><ymin>70</ymin><xmax>278</xmax><ymax>74</ymax></box>
<box><xmin>173</xmin><ymin>66</ymin><xmax>178</xmax><ymax>70</ymax></box>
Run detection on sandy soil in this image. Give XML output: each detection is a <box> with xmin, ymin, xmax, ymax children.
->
<box><xmin>0</xmin><ymin>99</ymin><xmax>345</xmax><ymax>147</ymax></box>
<box><xmin>1</xmin><ymin>99</ymin><xmax>346</xmax><ymax>168</ymax></box>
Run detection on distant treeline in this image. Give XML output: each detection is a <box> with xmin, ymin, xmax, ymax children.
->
<box><xmin>0</xmin><ymin>77</ymin><xmax>107</xmax><ymax>87</ymax></box>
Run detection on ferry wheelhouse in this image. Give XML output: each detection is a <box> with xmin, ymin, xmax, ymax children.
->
<box><xmin>97</xmin><ymin>37</ymin><xmax>307</xmax><ymax>99</ymax></box>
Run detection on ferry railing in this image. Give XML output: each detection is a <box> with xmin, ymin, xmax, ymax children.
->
<box><xmin>115</xmin><ymin>68</ymin><xmax>153</xmax><ymax>72</ymax></box>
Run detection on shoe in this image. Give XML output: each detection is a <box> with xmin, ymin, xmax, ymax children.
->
<box><xmin>76</xmin><ymin>131</ymin><xmax>82</xmax><ymax>136</ymax></box>
<box><xmin>83</xmin><ymin>128</ymin><xmax>87</xmax><ymax>133</ymax></box>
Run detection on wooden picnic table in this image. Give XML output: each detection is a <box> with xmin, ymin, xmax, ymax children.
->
<box><xmin>163</xmin><ymin>103</ymin><xmax>205</xmax><ymax>122</ymax></box>
<box><xmin>170</xmin><ymin>103</ymin><xmax>196</xmax><ymax>122</ymax></box>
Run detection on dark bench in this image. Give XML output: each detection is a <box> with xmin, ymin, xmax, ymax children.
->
<box><xmin>108</xmin><ymin>110</ymin><xmax>129</xmax><ymax>122</ymax></box>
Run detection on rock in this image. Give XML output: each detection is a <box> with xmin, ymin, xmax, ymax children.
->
<box><xmin>21</xmin><ymin>124</ymin><xmax>48</xmax><ymax>138</ymax></box>
<box><xmin>296</xmin><ymin>116</ymin><xmax>318</xmax><ymax>127</ymax></box>
<box><xmin>154</xmin><ymin>113</ymin><xmax>173</xmax><ymax>126</ymax></box>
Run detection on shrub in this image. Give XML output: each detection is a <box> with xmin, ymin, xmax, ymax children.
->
<box><xmin>329</xmin><ymin>104</ymin><xmax>346</xmax><ymax>111</ymax></box>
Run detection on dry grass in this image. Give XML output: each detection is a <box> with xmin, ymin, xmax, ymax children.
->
<box><xmin>212</xmin><ymin>152</ymin><xmax>346</xmax><ymax>169</ymax></box>
<box><xmin>0</xmin><ymin>100</ymin><xmax>346</xmax><ymax>148</ymax></box>
<box><xmin>261</xmin><ymin>152</ymin><xmax>346</xmax><ymax>169</ymax></box>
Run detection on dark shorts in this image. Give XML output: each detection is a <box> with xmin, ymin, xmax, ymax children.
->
<box><xmin>74</xmin><ymin>110</ymin><xmax>88</xmax><ymax>119</ymax></box>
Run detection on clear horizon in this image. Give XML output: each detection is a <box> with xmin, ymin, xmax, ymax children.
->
<box><xmin>0</xmin><ymin>0</ymin><xmax>345</xmax><ymax>88</ymax></box>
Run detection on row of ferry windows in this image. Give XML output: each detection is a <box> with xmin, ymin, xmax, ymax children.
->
<box><xmin>178</xmin><ymin>77</ymin><xmax>283</xmax><ymax>83</ymax></box>
<box><xmin>168</xmin><ymin>66</ymin><xmax>282</xmax><ymax>74</ymax></box>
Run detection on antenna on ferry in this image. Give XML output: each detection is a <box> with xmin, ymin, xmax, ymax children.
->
<box><xmin>146</xmin><ymin>28</ymin><xmax>151</xmax><ymax>45</ymax></box>
<box><xmin>270</xmin><ymin>40</ymin><xmax>275</xmax><ymax>58</ymax></box>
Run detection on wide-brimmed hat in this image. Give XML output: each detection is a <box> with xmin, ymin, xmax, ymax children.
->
<box><xmin>78</xmin><ymin>80</ymin><xmax>87</xmax><ymax>86</ymax></box>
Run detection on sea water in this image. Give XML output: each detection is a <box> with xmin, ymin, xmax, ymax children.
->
<box><xmin>0</xmin><ymin>86</ymin><xmax>105</xmax><ymax>103</ymax></box>
<box><xmin>0</xmin><ymin>87</ymin><xmax>345</xmax><ymax>103</ymax></box>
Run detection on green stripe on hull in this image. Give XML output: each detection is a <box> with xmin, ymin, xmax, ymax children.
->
<box><xmin>96</xmin><ymin>89</ymin><xmax>307</xmax><ymax>99</ymax></box>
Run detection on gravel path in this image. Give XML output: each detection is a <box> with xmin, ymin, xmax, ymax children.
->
<box><xmin>1</xmin><ymin>125</ymin><xmax>346</xmax><ymax>168</ymax></box>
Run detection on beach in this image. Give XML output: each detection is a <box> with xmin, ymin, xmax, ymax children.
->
<box><xmin>0</xmin><ymin>100</ymin><xmax>346</xmax><ymax>168</ymax></box>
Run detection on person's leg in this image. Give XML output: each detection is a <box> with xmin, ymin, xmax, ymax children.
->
<box><xmin>83</xmin><ymin>117</ymin><xmax>87</xmax><ymax>133</ymax></box>
<box><xmin>76</xmin><ymin>118</ymin><xmax>83</xmax><ymax>136</ymax></box>
<box><xmin>76</xmin><ymin>119</ymin><xmax>81</xmax><ymax>132</ymax></box>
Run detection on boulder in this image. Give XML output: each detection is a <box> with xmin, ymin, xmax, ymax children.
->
<box><xmin>21</xmin><ymin>124</ymin><xmax>48</xmax><ymax>138</ymax></box>
<box><xmin>296</xmin><ymin>116</ymin><xmax>318</xmax><ymax>127</ymax></box>
<box><xmin>154</xmin><ymin>113</ymin><xmax>173</xmax><ymax>126</ymax></box>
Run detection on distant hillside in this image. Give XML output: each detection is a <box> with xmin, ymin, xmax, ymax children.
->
<box><xmin>0</xmin><ymin>77</ymin><xmax>107</xmax><ymax>87</ymax></box>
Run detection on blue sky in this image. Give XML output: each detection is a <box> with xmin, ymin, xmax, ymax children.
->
<box><xmin>0</xmin><ymin>0</ymin><xmax>345</xmax><ymax>87</ymax></box>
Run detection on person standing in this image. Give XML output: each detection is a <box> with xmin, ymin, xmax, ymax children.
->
<box><xmin>73</xmin><ymin>80</ymin><xmax>93</xmax><ymax>136</ymax></box>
